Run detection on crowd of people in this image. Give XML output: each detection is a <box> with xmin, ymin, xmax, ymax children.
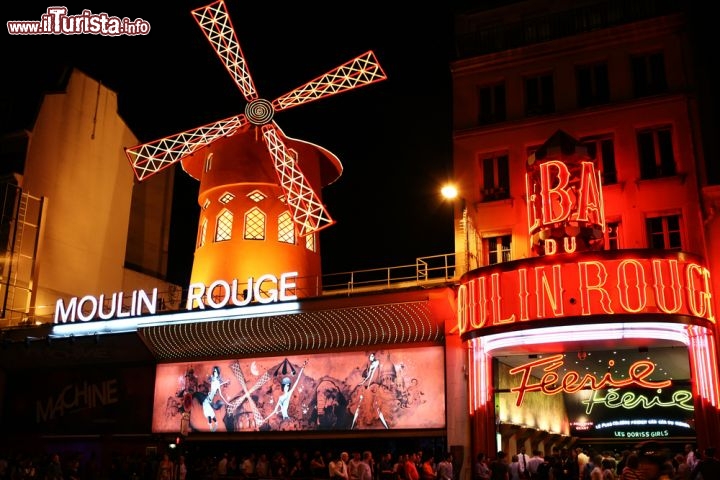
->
<box><xmin>0</xmin><ymin>446</ymin><xmax>455</xmax><ymax>480</ymax></box>
<box><xmin>2</xmin><ymin>441</ymin><xmax>720</xmax><ymax>480</ymax></box>
<box><xmin>472</xmin><ymin>443</ymin><xmax>720</xmax><ymax>480</ymax></box>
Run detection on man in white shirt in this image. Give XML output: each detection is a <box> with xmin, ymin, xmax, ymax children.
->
<box><xmin>527</xmin><ymin>450</ymin><xmax>545</xmax><ymax>480</ymax></box>
<box><xmin>517</xmin><ymin>447</ymin><xmax>530</xmax><ymax>479</ymax></box>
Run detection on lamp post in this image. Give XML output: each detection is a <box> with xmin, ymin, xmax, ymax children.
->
<box><xmin>441</xmin><ymin>184</ymin><xmax>470</xmax><ymax>275</ymax></box>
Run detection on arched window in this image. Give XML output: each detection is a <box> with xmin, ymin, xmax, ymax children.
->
<box><xmin>278</xmin><ymin>211</ymin><xmax>295</xmax><ymax>244</ymax></box>
<box><xmin>215</xmin><ymin>209</ymin><xmax>233</xmax><ymax>242</ymax></box>
<box><xmin>244</xmin><ymin>207</ymin><xmax>266</xmax><ymax>240</ymax></box>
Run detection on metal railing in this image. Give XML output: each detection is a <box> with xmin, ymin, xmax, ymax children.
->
<box><xmin>321</xmin><ymin>253</ymin><xmax>458</xmax><ymax>295</ymax></box>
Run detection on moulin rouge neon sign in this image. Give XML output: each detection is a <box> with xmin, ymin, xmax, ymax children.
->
<box><xmin>53</xmin><ymin>272</ymin><xmax>298</xmax><ymax>323</ymax></box>
<box><xmin>508</xmin><ymin>354</ymin><xmax>692</xmax><ymax>413</ymax></box>
<box><xmin>457</xmin><ymin>254</ymin><xmax>714</xmax><ymax>334</ymax></box>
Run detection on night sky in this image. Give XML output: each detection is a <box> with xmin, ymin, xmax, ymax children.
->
<box><xmin>3</xmin><ymin>1</ymin><xmax>470</xmax><ymax>285</ymax></box>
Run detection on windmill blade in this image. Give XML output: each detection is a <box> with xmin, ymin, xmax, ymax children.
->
<box><xmin>192</xmin><ymin>0</ymin><xmax>258</xmax><ymax>102</ymax></box>
<box><xmin>272</xmin><ymin>50</ymin><xmax>387</xmax><ymax>112</ymax></box>
<box><xmin>126</xmin><ymin>115</ymin><xmax>248</xmax><ymax>181</ymax></box>
<box><xmin>262</xmin><ymin>123</ymin><xmax>335</xmax><ymax>237</ymax></box>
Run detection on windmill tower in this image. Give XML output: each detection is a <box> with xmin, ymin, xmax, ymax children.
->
<box><xmin>125</xmin><ymin>1</ymin><xmax>386</xmax><ymax>301</ymax></box>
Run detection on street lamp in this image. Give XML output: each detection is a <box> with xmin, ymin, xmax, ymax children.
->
<box><xmin>441</xmin><ymin>183</ymin><xmax>470</xmax><ymax>275</ymax></box>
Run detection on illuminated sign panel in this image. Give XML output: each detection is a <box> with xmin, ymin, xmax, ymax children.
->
<box><xmin>457</xmin><ymin>252</ymin><xmax>714</xmax><ymax>336</ymax></box>
<box><xmin>152</xmin><ymin>347</ymin><xmax>445</xmax><ymax>433</ymax></box>
<box><xmin>495</xmin><ymin>350</ymin><xmax>694</xmax><ymax>440</ymax></box>
<box><xmin>54</xmin><ymin>272</ymin><xmax>298</xmax><ymax>324</ymax></box>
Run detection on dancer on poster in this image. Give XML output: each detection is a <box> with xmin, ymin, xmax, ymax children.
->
<box><xmin>202</xmin><ymin>365</ymin><xmax>230</xmax><ymax>432</ymax></box>
<box><xmin>265</xmin><ymin>360</ymin><xmax>308</xmax><ymax>421</ymax></box>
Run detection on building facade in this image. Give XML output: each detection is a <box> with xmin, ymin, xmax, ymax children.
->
<box><xmin>451</xmin><ymin>0</ymin><xmax>719</xmax><ymax>460</ymax></box>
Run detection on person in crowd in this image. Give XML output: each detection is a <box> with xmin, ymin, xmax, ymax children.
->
<box><xmin>683</xmin><ymin>445</ymin><xmax>698</xmax><ymax>473</ymax></box>
<box><xmin>508</xmin><ymin>455</ymin><xmax>520</xmax><ymax>480</ymax></box>
<box><xmin>489</xmin><ymin>451</ymin><xmax>509</xmax><ymax>480</ymax></box>
<box><xmin>45</xmin><ymin>454</ymin><xmax>63</xmax><ymax>480</ymax></box>
<box><xmin>436</xmin><ymin>453</ymin><xmax>453</xmax><ymax>480</ymax></box>
<box><xmin>517</xmin><ymin>447</ymin><xmax>530</xmax><ymax>480</ymax></box>
<box><xmin>175</xmin><ymin>456</ymin><xmax>187</xmax><ymax>480</ymax></box>
<box><xmin>157</xmin><ymin>454</ymin><xmax>174</xmax><ymax>480</ymax></box>
<box><xmin>420</xmin><ymin>454</ymin><xmax>435</xmax><ymax>480</ymax></box>
<box><xmin>690</xmin><ymin>446</ymin><xmax>720</xmax><ymax>480</ymax></box>
<box><xmin>393</xmin><ymin>454</ymin><xmax>407</xmax><ymax>480</ymax></box>
<box><xmin>310</xmin><ymin>451</ymin><xmax>326</xmax><ymax>479</ymax></box>
<box><xmin>636</xmin><ymin>441</ymin><xmax>673</xmax><ymax>480</ymax></box>
<box><xmin>474</xmin><ymin>453</ymin><xmax>491</xmax><ymax>480</ymax></box>
<box><xmin>600</xmin><ymin>458</ymin><xmax>617</xmax><ymax>480</ymax></box>
<box><xmin>552</xmin><ymin>448</ymin><xmax>578</xmax><ymax>480</ymax></box>
<box><xmin>526</xmin><ymin>450</ymin><xmax>543</xmax><ymax>480</ymax></box>
<box><xmin>357</xmin><ymin>452</ymin><xmax>373</xmax><ymax>480</ymax></box>
<box><xmin>330</xmin><ymin>452</ymin><xmax>349</xmax><ymax>480</ymax></box>
<box><xmin>404</xmin><ymin>453</ymin><xmax>420</xmax><ymax>480</ymax></box>
<box><xmin>618</xmin><ymin>453</ymin><xmax>641</xmax><ymax>480</ymax></box>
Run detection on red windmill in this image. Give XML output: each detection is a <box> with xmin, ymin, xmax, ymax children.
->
<box><xmin>125</xmin><ymin>1</ymin><xmax>386</xmax><ymax>299</ymax></box>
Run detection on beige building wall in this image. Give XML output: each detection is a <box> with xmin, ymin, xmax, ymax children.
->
<box><xmin>16</xmin><ymin>68</ymin><xmax>178</xmax><ymax>322</ymax></box>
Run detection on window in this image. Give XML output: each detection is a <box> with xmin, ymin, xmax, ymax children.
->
<box><xmin>486</xmin><ymin>235</ymin><xmax>512</xmax><ymax>265</ymax></box>
<box><xmin>576</xmin><ymin>62</ymin><xmax>610</xmax><ymax>107</ymax></box>
<box><xmin>631</xmin><ymin>52</ymin><xmax>667</xmax><ymax>97</ymax></box>
<box><xmin>278</xmin><ymin>211</ymin><xmax>295</xmax><ymax>244</ymax></box>
<box><xmin>204</xmin><ymin>153</ymin><xmax>213</xmax><ymax>173</ymax></box>
<box><xmin>637</xmin><ymin>127</ymin><xmax>676</xmax><ymax>179</ymax></box>
<box><xmin>244</xmin><ymin>207</ymin><xmax>265</xmax><ymax>240</ymax></box>
<box><xmin>477</xmin><ymin>83</ymin><xmax>506</xmax><ymax>125</ymax></box>
<box><xmin>581</xmin><ymin>135</ymin><xmax>617</xmax><ymax>185</ymax></box>
<box><xmin>605</xmin><ymin>221</ymin><xmax>621</xmax><ymax>250</ymax></box>
<box><xmin>481</xmin><ymin>154</ymin><xmax>510</xmax><ymax>201</ymax></box>
<box><xmin>215</xmin><ymin>209</ymin><xmax>233</xmax><ymax>242</ymax></box>
<box><xmin>646</xmin><ymin>214</ymin><xmax>682</xmax><ymax>250</ymax></box>
<box><xmin>525</xmin><ymin>73</ymin><xmax>555</xmax><ymax>116</ymax></box>
<box><xmin>198</xmin><ymin>217</ymin><xmax>207</xmax><ymax>248</ymax></box>
<box><xmin>305</xmin><ymin>233</ymin><xmax>316</xmax><ymax>252</ymax></box>
<box><xmin>219</xmin><ymin>192</ymin><xmax>235</xmax><ymax>204</ymax></box>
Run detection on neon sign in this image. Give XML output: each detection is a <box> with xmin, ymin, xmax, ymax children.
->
<box><xmin>54</xmin><ymin>272</ymin><xmax>298</xmax><ymax>323</ymax></box>
<box><xmin>581</xmin><ymin>388</ymin><xmax>694</xmax><ymax>414</ymax></box>
<box><xmin>457</xmin><ymin>252</ymin><xmax>714</xmax><ymax>335</ymax></box>
<box><xmin>508</xmin><ymin>353</ymin><xmax>672</xmax><ymax>406</ymax></box>
<box><xmin>526</xmin><ymin>157</ymin><xmax>606</xmax><ymax>256</ymax></box>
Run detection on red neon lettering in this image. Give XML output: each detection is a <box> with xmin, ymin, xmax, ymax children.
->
<box><xmin>509</xmin><ymin>354</ymin><xmax>671</xmax><ymax>406</ymax></box>
<box><xmin>574</xmin><ymin>162</ymin><xmax>605</xmax><ymax>229</ymax></box>
<box><xmin>535</xmin><ymin>265</ymin><xmax>564</xmax><ymax>318</ymax></box>
<box><xmin>617</xmin><ymin>259</ymin><xmax>648</xmax><ymax>313</ymax></box>
<box><xmin>652</xmin><ymin>259</ymin><xmax>682</xmax><ymax>314</ymax></box>
<box><xmin>491</xmin><ymin>272</ymin><xmax>515</xmax><ymax>325</ymax></box>
<box><xmin>518</xmin><ymin>268</ymin><xmax>530</xmax><ymax>321</ymax></box>
<box><xmin>578</xmin><ymin>261</ymin><xmax>613</xmax><ymax>315</ymax></box>
<box><xmin>539</xmin><ymin>161</ymin><xmax>572</xmax><ymax>224</ymax></box>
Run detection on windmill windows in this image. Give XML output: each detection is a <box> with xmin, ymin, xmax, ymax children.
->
<box><xmin>248</xmin><ymin>190</ymin><xmax>267</xmax><ymax>202</ymax></box>
<box><xmin>244</xmin><ymin>207</ymin><xmax>266</xmax><ymax>240</ymax></box>
<box><xmin>198</xmin><ymin>217</ymin><xmax>208</xmax><ymax>247</ymax></box>
<box><xmin>202</xmin><ymin>199</ymin><xmax>210</xmax><ymax>210</ymax></box>
<box><xmin>278</xmin><ymin>211</ymin><xmax>295</xmax><ymax>244</ymax></box>
<box><xmin>305</xmin><ymin>233</ymin><xmax>316</xmax><ymax>252</ymax></box>
<box><xmin>204</xmin><ymin>153</ymin><xmax>213</xmax><ymax>173</ymax></box>
<box><xmin>215</xmin><ymin>209</ymin><xmax>233</xmax><ymax>242</ymax></box>
<box><xmin>219</xmin><ymin>192</ymin><xmax>235</xmax><ymax>204</ymax></box>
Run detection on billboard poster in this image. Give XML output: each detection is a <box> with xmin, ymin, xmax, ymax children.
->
<box><xmin>153</xmin><ymin>346</ymin><xmax>445</xmax><ymax>433</ymax></box>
